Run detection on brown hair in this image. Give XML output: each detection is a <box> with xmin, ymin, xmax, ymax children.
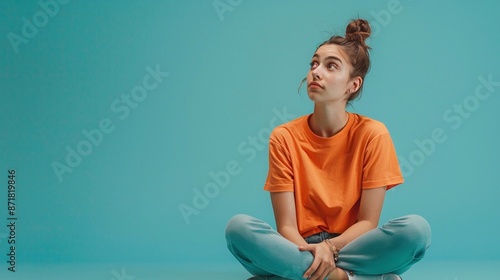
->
<box><xmin>301</xmin><ymin>19</ymin><xmax>372</xmax><ymax>103</ymax></box>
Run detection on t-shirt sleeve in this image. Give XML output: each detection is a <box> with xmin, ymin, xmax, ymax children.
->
<box><xmin>362</xmin><ymin>130</ymin><xmax>404</xmax><ymax>190</ymax></box>
<box><xmin>264</xmin><ymin>131</ymin><xmax>294</xmax><ymax>192</ymax></box>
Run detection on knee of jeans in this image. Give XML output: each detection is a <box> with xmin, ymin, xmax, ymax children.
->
<box><xmin>225</xmin><ymin>214</ymin><xmax>254</xmax><ymax>243</ymax></box>
<box><xmin>390</xmin><ymin>214</ymin><xmax>432</xmax><ymax>248</ymax></box>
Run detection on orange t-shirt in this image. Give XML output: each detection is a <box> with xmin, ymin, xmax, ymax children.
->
<box><xmin>264</xmin><ymin>112</ymin><xmax>404</xmax><ymax>238</ymax></box>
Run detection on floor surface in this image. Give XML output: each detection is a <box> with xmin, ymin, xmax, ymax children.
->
<box><xmin>0</xmin><ymin>260</ymin><xmax>497</xmax><ymax>279</ymax></box>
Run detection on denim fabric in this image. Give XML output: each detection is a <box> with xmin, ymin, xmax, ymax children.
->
<box><xmin>225</xmin><ymin>214</ymin><xmax>431</xmax><ymax>280</ymax></box>
<box><xmin>304</xmin><ymin>231</ymin><xmax>340</xmax><ymax>244</ymax></box>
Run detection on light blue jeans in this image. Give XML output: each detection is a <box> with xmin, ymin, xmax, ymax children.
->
<box><xmin>225</xmin><ymin>214</ymin><xmax>431</xmax><ymax>279</ymax></box>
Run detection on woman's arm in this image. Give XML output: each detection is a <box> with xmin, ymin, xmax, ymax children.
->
<box><xmin>271</xmin><ymin>189</ymin><xmax>336</xmax><ymax>279</ymax></box>
<box><xmin>329</xmin><ymin>186</ymin><xmax>387</xmax><ymax>250</ymax></box>
<box><xmin>270</xmin><ymin>191</ymin><xmax>308</xmax><ymax>246</ymax></box>
<box><xmin>269</xmin><ymin>189</ymin><xmax>340</xmax><ymax>280</ymax></box>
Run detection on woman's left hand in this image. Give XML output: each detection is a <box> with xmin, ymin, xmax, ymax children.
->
<box><xmin>299</xmin><ymin>242</ymin><xmax>336</xmax><ymax>280</ymax></box>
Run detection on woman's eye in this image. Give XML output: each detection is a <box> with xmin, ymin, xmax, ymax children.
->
<box><xmin>309</xmin><ymin>61</ymin><xmax>318</xmax><ymax>69</ymax></box>
<box><xmin>328</xmin><ymin>63</ymin><xmax>337</xmax><ymax>70</ymax></box>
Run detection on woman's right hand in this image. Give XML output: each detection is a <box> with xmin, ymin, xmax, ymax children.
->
<box><xmin>299</xmin><ymin>242</ymin><xmax>336</xmax><ymax>280</ymax></box>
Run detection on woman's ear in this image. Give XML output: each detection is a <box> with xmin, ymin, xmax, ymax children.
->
<box><xmin>350</xmin><ymin>76</ymin><xmax>363</xmax><ymax>93</ymax></box>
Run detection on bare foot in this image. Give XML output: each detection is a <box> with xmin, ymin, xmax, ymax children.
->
<box><xmin>328</xmin><ymin>268</ymin><xmax>348</xmax><ymax>280</ymax></box>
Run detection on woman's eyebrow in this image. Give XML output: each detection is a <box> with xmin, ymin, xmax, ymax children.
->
<box><xmin>312</xmin><ymin>54</ymin><xmax>343</xmax><ymax>64</ymax></box>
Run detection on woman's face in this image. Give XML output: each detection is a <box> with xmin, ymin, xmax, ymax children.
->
<box><xmin>306</xmin><ymin>44</ymin><xmax>360</xmax><ymax>104</ymax></box>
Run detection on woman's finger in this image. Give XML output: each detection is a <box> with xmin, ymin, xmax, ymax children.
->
<box><xmin>310</xmin><ymin>257</ymin><xmax>336</xmax><ymax>280</ymax></box>
<box><xmin>302</xmin><ymin>258</ymin><xmax>320</xmax><ymax>279</ymax></box>
<box><xmin>298</xmin><ymin>245</ymin><xmax>314</xmax><ymax>252</ymax></box>
<box><xmin>317</xmin><ymin>265</ymin><xmax>334</xmax><ymax>280</ymax></box>
<box><xmin>309</xmin><ymin>262</ymin><xmax>328</xmax><ymax>280</ymax></box>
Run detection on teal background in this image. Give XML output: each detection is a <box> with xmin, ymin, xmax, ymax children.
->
<box><xmin>1</xmin><ymin>0</ymin><xmax>500</xmax><ymax>279</ymax></box>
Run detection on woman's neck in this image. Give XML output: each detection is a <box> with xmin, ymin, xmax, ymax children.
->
<box><xmin>309</xmin><ymin>103</ymin><xmax>349</xmax><ymax>138</ymax></box>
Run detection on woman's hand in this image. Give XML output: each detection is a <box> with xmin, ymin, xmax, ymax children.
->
<box><xmin>299</xmin><ymin>242</ymin><xmax>336</xmax><ymax>280</ymax></box>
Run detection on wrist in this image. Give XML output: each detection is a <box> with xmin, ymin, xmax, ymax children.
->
<box><xmin>328</xmin><ymin>236</ymin><xmax>346</xmax><ymax>250</ymax></box>
<box><xmin>323</xmin><ymin>239</ymin><xmax>339</xmax><ymax>262</ymax></box>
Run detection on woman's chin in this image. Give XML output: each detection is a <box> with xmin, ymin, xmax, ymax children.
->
<box><xmin>307</xmin><ymin>91</ymin><xmax>319</xmax><ymax>100</ymax></box>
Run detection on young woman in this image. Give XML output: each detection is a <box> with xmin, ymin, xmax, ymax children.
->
<box><xmin>225</xmin><ymin>19</ymin><xmax>431</xmax><ymax>280</ymax></box>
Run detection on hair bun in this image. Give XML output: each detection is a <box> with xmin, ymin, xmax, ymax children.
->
<box><xmin>345</xmin><ymin>19</ymin><xmax>371</xmax><ymax>45</ymax></box>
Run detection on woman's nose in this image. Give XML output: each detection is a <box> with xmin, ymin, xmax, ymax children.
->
<box><xmin>312</xmin><ymin>71</ymin><xmax>320</xmax><ymax>80</ymax></box>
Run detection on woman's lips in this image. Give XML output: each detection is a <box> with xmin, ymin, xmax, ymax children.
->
<box><xmin>308</xmin><ymin>82</ymin><xmax>323</xmax><ymax>88</ymax></box>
